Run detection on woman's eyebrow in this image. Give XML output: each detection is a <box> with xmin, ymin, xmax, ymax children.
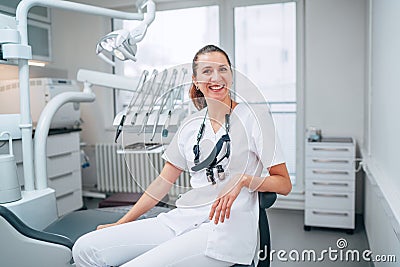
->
<box><xmin>200</xmin><ymin>65</ymin><xmax>213</xmax><ymax>70</ymax></box>
<box><xmin>200</xmin><ymin>64</ymin><xmax>228</xmax><ymax>69</ymax></box>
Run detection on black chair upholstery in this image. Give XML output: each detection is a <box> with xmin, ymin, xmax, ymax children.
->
<box><xmin>0</xmin><ymin>205</ymin><xmax>73</xmax><ymax>249</ymax></box>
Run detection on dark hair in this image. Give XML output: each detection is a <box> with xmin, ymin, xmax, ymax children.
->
<box><xmin>189</xmin><ymin>45</ymin><xmax>232</xmax><ymax>110</ymax></box>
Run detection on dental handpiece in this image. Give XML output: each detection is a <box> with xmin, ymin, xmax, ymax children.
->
<box><xmin>150</xmin><ymin>68</ymin><xmax>178</xmax><ymax>141</ymax></box>
<box><xmin>114</xmin><ymin>70</ymin><xmax>148</xmax><ymax>143</ymax></box>
<box><xmin>162</xmin><ymin>68</ymin><xmax>188</xmax><ymax>137</ymax></box>
<box><xmin>126</xmin><ymin>70</ymin><xmax>149</xmax><ymax>116</ymax></box>
<box><xmin>131</xmin><ymin>69</ymin><xmax>158</xmax><ymax>126</ymax></box>
<box><xmin>139</xmin><ymin>69</ymin><xmax>168</xmax><ymax>134</ymax></box>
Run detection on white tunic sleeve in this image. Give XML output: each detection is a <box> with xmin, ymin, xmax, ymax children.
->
<box><xmin>161</xmin><ymin>125</ymin><xmax>187</xmax><ymax>171</ymax></box>
<box><xmin>250</xmin><ymin>105</ymin><xmax>285</xmax><ymax>168</ymax></box>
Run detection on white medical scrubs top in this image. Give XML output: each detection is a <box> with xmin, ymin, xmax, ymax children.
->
<box><xmin>159</xmin><ymin>103</ymin><xmax>285</xmax><ymax>265</ymax></box>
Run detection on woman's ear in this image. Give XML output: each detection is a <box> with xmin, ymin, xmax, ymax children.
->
<box><xmin>192</xmin><ymin>75</ymin><xmax>198</xmax><ymax>88</ymax></box>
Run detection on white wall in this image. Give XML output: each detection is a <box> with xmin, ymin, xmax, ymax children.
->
<box><xmin>48</xmin><ymin>8</ymin><xmax>115</xmax><ymax>145</ymax></box>
<box><xmin>305</xmin><ymin>0</ymin><xmax>365</xmax><ymax>142</ymax></box>
<box><xmin>363</xmin><ymin>0</ymin><xmax>400</xmax><ymax>264</ymax></box>
<box><xmin>305</xmin><ymin>0</ymin><xmax>366</xmax><ymax>213</ymax></box>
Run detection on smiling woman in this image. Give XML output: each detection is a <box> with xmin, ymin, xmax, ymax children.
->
<box><xmin>72</xmin><ymin>44</ymin><xmax>291</xmax><ymax>267</ymax></box>
<box><xmin>190</xmin><ymin>45</ymin><xmax>233</xmax><ymax>112</ymax></box>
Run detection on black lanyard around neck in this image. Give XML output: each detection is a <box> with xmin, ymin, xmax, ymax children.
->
<box><xmin>191</xmin><ymin>100</ymin><xmax>232</xmax><ymax>172</ymax></box>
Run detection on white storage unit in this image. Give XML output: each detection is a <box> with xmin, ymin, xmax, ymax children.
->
<box><xmin>0</xmin><ymin>130</ymin><xmax>83</xmax><ymax>216</ymax></box>
<box><xmin>304</xmin><ymin>137</ymin><xmax>356</xmax><ymax>233</ymax></box>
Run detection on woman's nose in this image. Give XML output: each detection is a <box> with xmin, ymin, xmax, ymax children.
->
<box><xmin>210</xmin><ymin>69</ymin><xmax>221</xmax><ymax>82</ymax></box>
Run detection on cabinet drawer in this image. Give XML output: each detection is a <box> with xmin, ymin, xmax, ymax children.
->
<box><xmin>47</xmin><ymin>151</ymin><xmax>80</xmax><ymax>178</ymax></box>
<box><xmin>56</xmin><ymin>189</ymin><xmax>83</xmax><ymax>216</ymax></box>
<box><xmin>306</xmin><ymin>168</ymin><xmax>353</xmax><ymax>180</ymax></box>
<box><xmin>306</xmin><ymin>157</ymin><xmax>354</xmax><ymax>170</ymax></box>
<box><xmin>48</xmin><ymin>170</ymin><xmax>81</xmax><ymax>197</ymax></box>
<box><xmin>47</xmin><ymin>132</ymin><xmax>79</xmax><ymax>156</ymax></box>
<box><xmin>306</xmin><ymin>179</ymin><xmax>355</xmax><ymax>192</ymax></box>
<box><xmin>305</xmin><ymin>208</ymin><xmax>354</xmax><ymax>229</ymax></box>
<box><xmin>306</xmin><ymin>190</ymin><xmax>355</xmax><ymax>210</ymax></box>
<box><xmin>306</xmin><ymin>143</ymin><xmax>354</xmax><ymax>158</ymax></box>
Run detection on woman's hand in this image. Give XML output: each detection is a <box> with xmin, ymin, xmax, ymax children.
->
<box><xmin>96</xmin><ymin>222</ymin><xmax>120</xmax><ymax>230</ymax></box>
<box><xmin>208</xmin><ymin>174</ymin><xmax>247</xmax><ymax>224</ymax></box>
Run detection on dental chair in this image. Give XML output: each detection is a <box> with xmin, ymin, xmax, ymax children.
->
<box><xmin>0</xmin><ymin>192</ymin><xmax>276</xmax><ymax>267</ymax></box>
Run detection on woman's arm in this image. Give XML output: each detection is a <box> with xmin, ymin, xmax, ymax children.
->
<box><xmin>209</xmin><ymin>163</ymin><xmax>292</xmax><ymax>224</ymax></box>
<box><xmin>242</xmin><ymin>162</ymin><xmax>292</xmax><ymax>195</ymax></box>
<box><xmin>97</xmin><ymin>162</ymin><xmax>182</xmax><ymax>229</ymax></box>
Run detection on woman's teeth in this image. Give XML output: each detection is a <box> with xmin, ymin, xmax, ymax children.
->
<box><xmin>209</xmin><ymin>84</ymin><xmax>224</xmax><ymax>91</ymax></box>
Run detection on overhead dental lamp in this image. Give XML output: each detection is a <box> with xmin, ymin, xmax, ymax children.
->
<box><xmin>96</xmin><ymin>0</ymin><xmax>155</xmax><ymax>65</ymax></box>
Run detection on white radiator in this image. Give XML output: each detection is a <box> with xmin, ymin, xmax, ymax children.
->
<box><xmin>95</xmin><ymin>143</ymin><xmax>191</xmax><ymax>198</ymax></box>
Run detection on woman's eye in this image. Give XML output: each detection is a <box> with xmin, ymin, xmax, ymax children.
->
<box><xmin>203</xmin><ymin>69</ymin><xmax>212</xmax><ymax>74</ymax></box>
<box><xmin>220</xmin><ymin>67</ymin><xmax>228</xmax><ymax>72</ymax></box>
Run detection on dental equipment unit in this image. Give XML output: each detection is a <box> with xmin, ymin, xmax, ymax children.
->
<box><xmin>162</xmin><ymin>68</ymin><xmax>188</xmax><ymax>137</ymax></box>
<box><xmin>130</xmin><ymin>69</ymin><xmax>158</xmax><ymax>126</ymax></box>
<box><xmin>112</xmin><ymin>67</ymin><xmax>187</xmax><ymax>142</ymax></box>
<box><xmin>115</xmin><ymin>70</ymin><xmax>149</xmax><ymax>142</ymax></box>
<box><xmin>139</xmin><ymin>69</ymin><xmax>169</xmax><ymax>135</ymax></box>
<box><xmin>150</xmin><ymin>68</ymin><xmax>178</xmax><ymax>140</ymax></box>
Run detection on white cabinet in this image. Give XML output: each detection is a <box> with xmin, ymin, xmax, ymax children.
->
<box><xmin>45</xmin><ymin>131</ymin><xmax>83</xmax><ymax>216</ymax></box>
<box><xmin>0</xmin><ymin>131</ymin><xmax>83</xmax><ymax>216</ymax></box>
<box><xmin>304</xmin><ymin>137</ymin><xmax>355</xmax><ymax>233</ymax></box>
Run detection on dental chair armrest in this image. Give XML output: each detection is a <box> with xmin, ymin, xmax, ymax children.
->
<box><xmin>258</xmin><ymin>192</ymin><xmax>277</xmax><ymax>209</ymax></box>
<box><xmin>0</xmin><ymin>206</ymin><xmax>73</xmax><ymax>249</ymax></box>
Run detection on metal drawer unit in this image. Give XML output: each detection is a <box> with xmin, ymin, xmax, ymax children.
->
<box><xmin>304</xmin><ymin>137</ymin><xmax>355</xmax><ymax>233</ymax></box>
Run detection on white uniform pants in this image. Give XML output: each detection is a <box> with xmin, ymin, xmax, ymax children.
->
<box><xmin>72</xmin><ymin>217</ymin><xmax>233</xmax><ymax>267</ymax></box>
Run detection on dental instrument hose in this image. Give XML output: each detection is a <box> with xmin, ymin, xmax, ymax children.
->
<box><xmin>115</xmin><ymin>115</ymin><xmax>126</xmax><ymax>143</ymax></box>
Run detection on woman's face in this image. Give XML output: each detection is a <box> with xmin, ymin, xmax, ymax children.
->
<box><xmin>193</xmin><ymin>52</ymin><xmax>233</xmax><ymax>104</ymax></box>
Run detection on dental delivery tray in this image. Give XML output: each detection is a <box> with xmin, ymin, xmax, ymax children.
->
<box><xmin>113</xmin><ymin>108</ymin><xmax>187</xmax><ymax>134</ymax></box>
<box><xmin>124</xmin><ymin>142</ymin><xmax>162</xmax><ymax>151</ymax></box>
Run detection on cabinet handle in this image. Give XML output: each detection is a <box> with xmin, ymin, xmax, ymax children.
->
<box><xmin>48</xmin><ymin>152</ymin><xmax>73</xmax><ymax>159</ymax></box>
<box><xmin>312</xmin><ymin>147</ymin><xmax>349</xmax><ymax>152</ymax></box>
<box><xmin>49</xmin><ymin>172</ymin><xmax>73</xmax><ymax>180</ymax></box>
<box><xmin>312</xmin><ymin>182</ymin><xmax>349</xmax><ymax>187</ymax></box>
<box><xmin>57</xmin><ymin>191</ymin><xmax>75</xmax><ymax>199</ymax></box>
<box><xmin>312</xmin><ymin>211</ymin><xmax>349</xmax><ymax>217</ymax></box>
<box><xmin>312</xmin><ymin>193</ymin><xmax>348</xmax><ymax>198</ymax></box>
<box><xmin>312</xmin><ymin>170</ymin><xmax>349</xmax><ymax>175</ymax></box>
<box><xmin>312</xmin><ymin>159</ymin><xmax>350</xmax><ymax>164</ymax></box>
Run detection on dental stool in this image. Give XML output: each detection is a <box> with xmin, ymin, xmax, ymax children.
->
<box><xmin>0</xmin><ymin>192</ymin><xmax>276</xmax><ymax>267</ymax></box>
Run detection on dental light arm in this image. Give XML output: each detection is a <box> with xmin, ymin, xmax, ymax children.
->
<box><xmin>77</xmin><ymin>69</ymin><xmax>142</xmax><ymax>92</ymax></box>
<box><xmin>96</xmin><ymin>0</ymin><xmax>156</xmax><ymax>65</ymax></box>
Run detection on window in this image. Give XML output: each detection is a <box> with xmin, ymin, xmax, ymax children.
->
<box><xmin>234</xmin><ymin>2</ymin><xmax>297</xmax><ymax>186</ymax></box>
<box><xmin>114</xmin><ymin>6</ymin><xmax>219</xmax><ymax>113</ymax></box>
